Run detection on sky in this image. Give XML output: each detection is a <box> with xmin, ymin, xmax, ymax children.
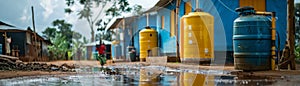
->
<box><xmin>0</xmin><ymin>0</ymin><xmax>299</xmax><ymax>42</ymax></box>
<box><xmin>0</xmin><ymin>0</ymin><xmax>158</xmax><ymax>41</ymax></box>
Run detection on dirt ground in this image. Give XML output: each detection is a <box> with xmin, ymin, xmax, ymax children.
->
<box><xmin>0</xmin><ymin>71</ymin><xmax>78</xmax><ymax>79</ymax></box>
<box><xmin>1</xmin><ymin>60</ymin><xmax>300</xmax><ymax>79</ymax></box>
<box><xmin>0</xmin><ymin>60</ymin><xmax>101</xmax><ymax>79</ymax></box>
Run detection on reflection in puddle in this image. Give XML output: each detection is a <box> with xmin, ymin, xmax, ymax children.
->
<box><xmin>180</xmin><ymin>72</ymin><xmax>215</xmax><ymax>86</ymax></box>
<box><xmin>0</xmin><ymin>66</ymin><xmax>299</xmax><ymax>86</ymax></box>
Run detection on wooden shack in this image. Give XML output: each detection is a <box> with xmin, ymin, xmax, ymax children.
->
<box><xmin>0</xmin><ymin>21</ymin><xmax>52</xmax><ymax>61</ymax></box>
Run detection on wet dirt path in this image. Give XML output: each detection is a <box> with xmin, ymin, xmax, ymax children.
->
<box><xmin>0</xmin><ymin>61</ymin><xmax>300</xmax><ymax>85</ymax></box>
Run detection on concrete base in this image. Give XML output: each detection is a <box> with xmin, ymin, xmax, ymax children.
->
<box><xmin>181</xmin><ymin>58</ymin><xmax>213</xmax><ymax>65</ymax></box>
<box><xmin>146</xmin><ymin>56</ymin><xmax>167</xmax><ymax>64</ymax></box>
<box><xmin>146</xmin><ymin>56</ymin><xmax>181</xmax><ymax>64</ymax></box>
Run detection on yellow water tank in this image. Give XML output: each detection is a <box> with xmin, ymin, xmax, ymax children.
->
<box><xmin>180</xmin><ymin>72</ymin><xmax>215</xmax><ymax>86</ymax></box>
<box><xmin>180</xmin><ymin>12</ymin><xmax>214</xmax><ymax>63</ymax></box>
<box><xmin>139</xmin><ymin>27</ymin><xmax>158</xmax><ymax>61</ymax></box>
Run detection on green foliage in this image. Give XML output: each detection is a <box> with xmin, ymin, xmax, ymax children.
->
<box><xmin>66</xmin><ymin>0</ymin><xmax>75</xmax><ymax>6</ymax></box>
<box><xmin>65</xmin><ymin>8</ymin><xmax>73</xmax><ymax>14</ymax></box>
<box><xmin>105</xmin><ymin>0</ymin><xmax>132</xmax><ymax>16</ymax></box>
<box><xmin>83</xmin><ymin>37</ymin><xmax>89</xmax><ymax>44</ymax></box>
<box><xmin>71</xmin><ymin>31</ymin><xmax>86</xmax><ymax>60</ymax></box>
<box><xmin>96</xmin><ymin>30</ymin><xmax>115</xmax><ymax>41</ymax></box>
<box><xmin>65</xmin><ymin>0</ymin><xmax>136</xmax><ymax>42</ymax></box>
<box><xmin>295</xmin><ymin>3</ymin><xmax>300</xmax><ymax>46</ymax></box>
<box><xmin>78</xmin><ymin>7</ymin><xmax>92</xmax><ymax>20</ymax></box>
<box><xmin>132</xmin><ymin>4</ymin><xmax>143</xmax><ymax>15</ymax></box>
<box><xmin>51</xmin><ymin>19</ymin><xmax>73</xmax><ymax>47</ymax></box>
<box><xmin>296</xmin><ymin>45</ymin><xmax>300</xmax><ymax>59</ymax></box>
<box><xmin>73</xmin><ymin>32</ymin><xmax>83</xmax><ymax>41</ymax></box>
<box><xmin>72</xmin><ymin>38</ymin><xmax>86</xmax><ymax>60</ymax></box>
<box><xmin>42</xmin><ymin>27</ymin><xmax>57</xmax><ymax>40</ymax></box>
<box><xmin>48</xmin><ymin>33</ymin><xmax>69</xmax><ymax>60</ymax></box>
<box><xmin>96</xmin><ymin>19</ymin><xmax>111</xmax><ymax>31</ymax></box>
<box><xmin>43</xmin><ymin>19</ymin><xmax>84</xmax><ymax>60</ymax></box>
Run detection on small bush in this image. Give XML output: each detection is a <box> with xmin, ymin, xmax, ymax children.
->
<box><xmin>296</xmin><ymin>45</ymin><xmax>300</xmax><ymax>63</ymax></box>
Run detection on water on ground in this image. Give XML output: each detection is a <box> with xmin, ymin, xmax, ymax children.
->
<box><xmin>0</xmin><ymin>64</ymin><xmax>299</xmax><ymax>86</ymax></box>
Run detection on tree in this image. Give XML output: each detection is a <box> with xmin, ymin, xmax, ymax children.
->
<box><xmin>132</xmin><ymin>4</ymin><xmax>143</xmax><ymax>15</ymax></box>
<box><xmin>96</xmin><ymin>30</ymin><xmax>115</xmax><ymax>41</ymax></box>
<box><xmin>65</xmin><ymin>0</ymin><xmax>132</xmax><ymax>42</ymax></box>
<box><xmin>48</xmin><ymin>33</ymin><xmax>69</xmax><ymax>60</ymax></box>
<box><xmin>42</xmin><ymin>27</ymin><xmax>57</xmax><ymax>40</ymax></box>
<box><xmin>43</xmin><ymin>19</ymin><xmax>84</xmax><ymax>60</ymax></box>
<box><xmin>43</xmin><ymin>19</ymin><xmax>74</xmax><ymax>48</ymax></box>
<box><xmin>71</xmin><ymin>31</ymin><xmax>86</xmax><ymax>60</ymax></box>
<box><xmin>52</xmin><ymin>19</ymin><xmax>73</xmax><ymax>45</ymax></box>
<box><xmin>73</xmin><ymin>31</ymin><xmax>83</xmax><ymax>41</ymax></box>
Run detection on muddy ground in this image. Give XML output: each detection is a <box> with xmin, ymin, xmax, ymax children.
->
<box><xmin>0</xmin><ymin>71</ymin><xmax>78</xmax><ymax>79</ymax></box>
<box><xmin>0</xmin><ymin>60</ymin><xmax>300</xmax><ymax>80</ymax></box>
<box><xmin>0</xmin><ymin>60</ymin><xmax>109</xmax><ymax>79</ymax></box>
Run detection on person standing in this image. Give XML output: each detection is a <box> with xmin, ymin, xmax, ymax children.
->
<box><xmin>96</xmin><ymin>41</ymin><xmax>106</xmax><ymax>67</ymax></box>
<box><xmin>6</xmin><ymin>36</ymin><xmax>11</xmax><ymax>56</ymax></box>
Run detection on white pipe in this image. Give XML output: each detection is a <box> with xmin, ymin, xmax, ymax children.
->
<box><xmin>146</xmin><ymin>13</ymin><xmax>149</xmax><ymax>26</ymax></box>
<box><xmin>196</xmin><ymin>0</ymin><xmax>199</xmax><ymax>9</ymax></box>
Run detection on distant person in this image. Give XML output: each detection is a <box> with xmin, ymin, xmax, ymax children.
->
<box><xmin>96</xmin><ymin>41</ymin><xmax>106</xmax><ymax>67</ymax></box>
<box><xmin>6</xmin><ymin>37</ymin><xmax>11</xmax><ymax>55</ymax></box>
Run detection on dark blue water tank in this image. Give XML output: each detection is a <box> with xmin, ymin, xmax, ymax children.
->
<box><xmin>233</xmin><ymin>7</ymin><xmax>271</xmax><ymax>71</ymax></box>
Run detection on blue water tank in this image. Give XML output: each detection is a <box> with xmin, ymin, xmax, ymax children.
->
<box><xmin>233</xmin><ymin>7</ymin><xmax>271</xmax><ymax>71</ymax></box>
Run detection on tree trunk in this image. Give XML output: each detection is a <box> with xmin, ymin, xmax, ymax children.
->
<box><xmin>287</xmin><ymin>0</ymin><xmax>296</xmax><ymax>70</ymax></box>
<box><xmin>91</xmin><ymin>30</ymin><xmax>95</xmax><ymax>42</ymax></box>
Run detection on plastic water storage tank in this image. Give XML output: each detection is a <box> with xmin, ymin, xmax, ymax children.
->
<box><xmin>139</xmin><ymin>27</ymin><xmax>158</xmax><ymax>61</ymax></box>
<box><xmin>233</xmin><ymin>7</ymin><xmax>271</xmax><ymax>71</ymax></box>
<box><xmin>180</xmin><ymin>11</ymin><xmax>214</xmax><ymax>64</ymax></box>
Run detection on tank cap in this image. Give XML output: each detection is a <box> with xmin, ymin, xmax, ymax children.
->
<box><xmin>145</xmin><ymin>26</ymin><xmax>151</xmax><ymax>29</ymax></box>
<box><xmin>235</xmin><ymin>6</ymin><xmax>255</xmax><ymax>16</ymax></box>
<box><xmin>194</xmin><ymin>8</ymin><xmax>203</xmax><ymax>12</ymax></box>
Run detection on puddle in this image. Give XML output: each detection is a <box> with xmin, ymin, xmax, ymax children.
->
<box><xmin>0</xmin><ymin>65</ymin><xmax>300</xmax><ymax>86</ymax></box>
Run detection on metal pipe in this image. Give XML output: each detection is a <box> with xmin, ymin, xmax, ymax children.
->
<box><xmin>271</xmin><ymin>12</ymin><xmax>276</xmax><ymax>70</ymax></box>
<box><xmin>256</xmin><ymin>11</ymin><xmax>272</xmax><ymax>15</ymax></box>
<box><xmin>256</xmin><ymin>11</ymin><xmax>276</xmax><ymax>70</ymax></box>
<box><xmin>122</xmin><ymin>17</ymin><xmax>126</xmax><ymax>60</ymax></box>
<box><xmin>196</xmin><ymin>0</ymin><xmax>199</xmax><ymax>9</ymax></box>
<box><xmin>146</xmin><ymin>13</ymin><xmax>149</xmax><ymax>26</ymax></box>
<box><xmin>176</xmin><ymin>0</ymin><xmax>181</xmax><ymax>61</ymax></box>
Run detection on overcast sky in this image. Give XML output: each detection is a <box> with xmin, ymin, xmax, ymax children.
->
<box><xmin>0</xmin><ymin>0</ymin><xmax>158</xmax><ymax>41</ymax></box>
<box><xmin>0</xmin><ymin>0</ymin><xmax>299</xmax><ymax>42</ymax></box>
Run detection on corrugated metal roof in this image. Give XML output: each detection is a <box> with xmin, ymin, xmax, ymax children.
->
<box><xmin>107</xmin><ymin>18</ymin><xmax>123</xmax><ymax>30</ymax></box>
<box><xmin>143</xmin><ymin>0</ymin><xmax>173</xmax><ymax>13</ymax></box>
<box><xmin>0</xmin><ymin>26</ymin><xmax>21</xmax><ymax>30</ymax></box>
<box><xmin>0</xmin><ymin>21</ymin><xmax>50</xmax><ymax>44</ymax></box>
<box><xmin>107</xmin><ymin>16</ymin><xmax>139</xmax><ymax>30</ymax></box>
<box><xmin>106</xmin><ymin>0</ymin><xmax>172</xmax><ymax>30</ymax></box>
<box><xmin>0</xmin><ymin>21</ymin><xmax>15</xmax><ymax>27</ymax></box>
<box><xmin>0</xmin><ymin>21</ymin><xmax>26</xmax><ymax>30</ymax></box>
